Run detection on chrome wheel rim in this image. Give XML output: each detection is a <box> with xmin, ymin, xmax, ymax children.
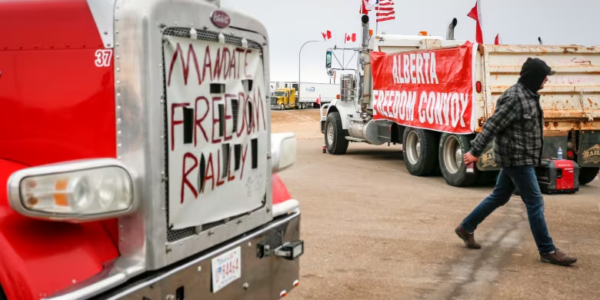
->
<box><xmin>406</xmin><ymin>131</ymin><xmax>421</xmax><ymax>165</ymax></box>
<box><xmin>443</xmin><ymin>135</ymin><xmax>462</xmax><ymax>174</ymax></box>
<box><xmin>326</xmin><ymin>122</ymin><xmax>335</xmax><ymax>146</ymax></box>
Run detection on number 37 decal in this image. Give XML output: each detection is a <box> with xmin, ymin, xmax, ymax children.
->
<box><xmin>95</xmin><ymin>49</ymin><xmax>113</xmax><ymax>67</ymax></box>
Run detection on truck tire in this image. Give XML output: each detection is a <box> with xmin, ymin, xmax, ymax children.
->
<box><xmin>579</xmin><ymin>167</ymin><xmax>599</xmax><ymax>186</ymax></box>
<box><xmin>402</xmin><ymin>128</ymin><xmax>438</xmax><ymax>176</ymax></box>
<box><xmin>325</xmin><ymin>111</ymin><xmax>349</xmax><ymax>155</ymax></box>
<box><xmin>438</xmin><ymin>133</ymin><xmax>479</xmax><ymax>187</ymax></box>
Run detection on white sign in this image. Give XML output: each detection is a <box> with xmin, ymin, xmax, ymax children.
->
<box><xmin>211</xmin><ymin>246</ymin><xmax>242</xmax><ymax>293</ymax></box>
<box><xmin>164</xmin><ymin>36</ymin><xmax>268</xmax><ymax>229</ymax></box>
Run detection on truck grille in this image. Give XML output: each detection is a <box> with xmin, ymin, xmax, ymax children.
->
<box><xmin>271</xmin><ymin>97</ymin><xmax>278</xmax><ymax>106</ymax></box>
<box><xmin>161</xmin><ymin>26</ymin><xmax>263</xmax><ymax>242</ymax></box>
<box><xmin>162</xmin><ymin>27</ymin><xmax>263</xmax><ymax>50</ymax></box>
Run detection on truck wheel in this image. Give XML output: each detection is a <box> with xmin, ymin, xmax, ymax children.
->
<box><xmin>325</xmin><ymin>112</ymin><xmax>349</xmax><ymax>155</ymax></box>
<box><xmin>402</xmin><ymin>128</ymin><xmax>438</xmax><ymax>176</ymax></box>
<box><xmin>579</xmin><ymin>167</ymin><xmax>599</xmax><ymax>186</ymax></box>
<box><xmin>439</xmin><ymin>133</ymin><xmax>478</xmax><ymax>187</ymax></box>
<box><xmin>280</xmin><ymin>104</ymin><xmax>285</xmax><ymax>110</ymax></box>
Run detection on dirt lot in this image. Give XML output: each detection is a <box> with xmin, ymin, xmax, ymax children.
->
<box><xmin>270</xmin><ymin>109</ymin><xmax>324</xmax><ymax>140</ymax></box>
<box><xmin>273</xmin><ymin>109</ymin><xmax>600</xmax><ymax>300</ymax></box>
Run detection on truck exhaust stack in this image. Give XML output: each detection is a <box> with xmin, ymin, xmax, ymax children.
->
<box><xmin>361</xmin><ymin>14</ymin><xmax>370</xmax><ymax>48</ymax></box>
<box><xmin>447</xmin><ymin>18</ymin><xmax>458</xmax><ymax>40</ymax></box>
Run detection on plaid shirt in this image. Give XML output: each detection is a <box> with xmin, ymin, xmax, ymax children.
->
<box><xmin>470</xmin><ymin>82</ymin><xmax>544</xmax><ymax>167</ymax></box>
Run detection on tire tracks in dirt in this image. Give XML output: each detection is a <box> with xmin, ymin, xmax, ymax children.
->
<box><xmin>425</xmin><ymin>197</ymin><xmax>529</xmax><ymax>300</ymax></box>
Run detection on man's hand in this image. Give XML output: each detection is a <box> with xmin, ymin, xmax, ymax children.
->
<box><xmin>463</xmin><ymin>152</ymin><xmax>478</xmax><ymax>164</ymax></box>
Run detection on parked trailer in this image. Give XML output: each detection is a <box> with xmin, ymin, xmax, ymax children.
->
<box><xmin>320</xmin><ymin>15</ymin><xmax>600</xmax><ymax>187</ymax></box>
<box><xmin>299</xmin><ymin>82</ymin><xmax>340</xmax><ymax>109</ymax></box>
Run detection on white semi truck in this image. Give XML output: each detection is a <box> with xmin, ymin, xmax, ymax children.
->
<box><xmin>320</xmin><ymin>15</ymin><xmax>600</xmax><ymax>187</ymax></box>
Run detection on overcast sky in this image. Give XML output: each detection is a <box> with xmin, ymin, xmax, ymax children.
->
<box><xmin>221</xmin><ymin>0</ymin><xmax>600</xmax><ymax>84</ymax></box>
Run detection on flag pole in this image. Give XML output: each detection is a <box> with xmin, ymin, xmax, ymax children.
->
<box><xmin>375</xmin><ymin>3</ymin><xmax>379</xmax><ymax>34</ymax></box>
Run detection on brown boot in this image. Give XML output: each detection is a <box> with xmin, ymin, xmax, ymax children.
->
<box><xmin>540</xmin><ymin>249</ymin><xmax>577</xmax><ymax>266</ymax></box>
<box><xmin>455</xmin><ymin>226</ymin><xmax>481</xmax><ymax>249</ymax></box>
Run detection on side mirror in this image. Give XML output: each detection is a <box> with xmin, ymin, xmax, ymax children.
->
<box><xmin>271</xmin><ymin>133</ymin><xmax>297</xmax><ymax>173</ymax></box>
<box><xmin>325</xmin><ymin>49</ymin><xmax>332</xmax><ymax>70</ymax></box>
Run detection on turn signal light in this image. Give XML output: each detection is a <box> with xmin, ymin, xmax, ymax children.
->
<box><xmin>8</xmin><ymin>159</ymin><xmax>136</xmax><ymax>222</ymax></box>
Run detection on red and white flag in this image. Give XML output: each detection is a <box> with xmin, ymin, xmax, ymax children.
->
<box><xmin>322</xmin><ymin>30</ymin><xmax>332</xmax><ymax>41</ymax></box>
<box><xmin>345</xmin><ymin>33</ymin><xmax>357</xmax><ymax>44</ymax></box>
<box><xmin>360</xmin><ymin>0</ymin><xmax>377</xmax><ymax>14</ymax></box>
<box><xmin>376</xmin><ymin>0</ymin><xmax>396</xmax><ymax>23</ymax></box>
<box><xmin>467</xmin><ymin>0</ymin><xmax>483</xmax><ymax>44</ymax></box>
<box><xmin>494</xmin><ymin>33</ymin><xmax>502</xmax><ymax>45</ymax></box>
<box><xmin>316</xmin><ymin>94</ymin><xmax>321</xmax><ymax>105</ymax></box>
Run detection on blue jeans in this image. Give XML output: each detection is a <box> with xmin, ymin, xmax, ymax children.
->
<box><xmin>460</xmin><ymin>166</ymin><xmax>556</xmax><ymax>254</ymax></box>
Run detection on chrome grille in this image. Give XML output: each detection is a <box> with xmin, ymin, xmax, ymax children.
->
<box><xmin>161</xmin><ymin>27</ymin><xmax>263</xmax><ymax>242</ymax></box>
<box><xmin>162</xmin><ymin>27</ymin><xmax>263</xmax><ymax>50</ymax></box>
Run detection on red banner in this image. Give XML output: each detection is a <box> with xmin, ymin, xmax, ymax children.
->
<box><xmin>371</xmin><ymin>43</ymin><xmax>476</xmax><ymax>134</ymax></box>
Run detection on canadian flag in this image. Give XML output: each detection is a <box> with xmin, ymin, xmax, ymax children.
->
<box><xmin>467</xmin><ymin>0</ymin><xmax>483</xmax><ymax>44</ymax></box>
<box><xmin>344</xmin><ymin>33</ymin><xmax>357</xmax><ymax>44</ymax></box>
<box><xmin>360</xmin><ymin>0</ymin><xmax>377</xmax><ymax>14</ymax></box>
<box><xmin>322</xmin><ymin>30</ymin><xmax>332</xmax><ymax>41</ymax></box>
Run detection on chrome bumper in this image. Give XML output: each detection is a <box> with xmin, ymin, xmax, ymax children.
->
<box><xmin>45</xmin><ymin>210</ymin><xmax>302</xmax><ymax>300</ymax></box>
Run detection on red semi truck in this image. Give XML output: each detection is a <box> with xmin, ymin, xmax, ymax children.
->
<box><xmin>0</xmin><ymin>0</ymin><xmax>303</xmax><ymax>299</ymax></box>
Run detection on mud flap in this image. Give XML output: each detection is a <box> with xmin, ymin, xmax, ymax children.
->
<box><xmin>475</xmin><ymin>142</ymin><xmax>501</xmax><ymax>172</ymax></box>
<box><xmin>577</xmin><ymin>131</ymin><xmax>600</xmax><ymax>167</ymax></box>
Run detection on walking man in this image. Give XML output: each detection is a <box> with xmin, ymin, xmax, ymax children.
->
<box><xmin>455</xmin><ymin>57</ymin><xmax>577</xmax><ymax>266</ymax></box>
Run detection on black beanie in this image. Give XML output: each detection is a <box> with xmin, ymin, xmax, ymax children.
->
<box><xmin>518</xmin><ymin>57</ymin><xmax>555</xmax><ymax>93</ymax></box>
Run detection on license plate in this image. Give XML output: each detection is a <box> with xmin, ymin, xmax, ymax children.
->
<box><xmin>211</xmin><ymin>246</ymin><xmax>242</xmax><ymax>293</ymax></box>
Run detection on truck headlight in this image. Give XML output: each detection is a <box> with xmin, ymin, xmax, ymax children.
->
<box><xmin>7</xmin><ymin>159</ymin><xmax>136</xmax><ymax>222</ymax></box>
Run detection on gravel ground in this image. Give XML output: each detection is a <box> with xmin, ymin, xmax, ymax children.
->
<box><xmin>273</xmin><ymin>109</ymin><xmax>600</xmax><ymax>300</ymax></box>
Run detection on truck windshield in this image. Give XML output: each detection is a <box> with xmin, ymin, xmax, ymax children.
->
<box><xmin>274</xmin><ymin>91</ymin><xmax>286</xmax><ymax>96</ymax></box>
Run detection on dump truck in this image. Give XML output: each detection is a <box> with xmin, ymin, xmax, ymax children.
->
<box><xmin>320</xmin><ymin>15</ymin><xmax>600</xmax><ymax>188</ymax></box>
<box><xmin>0</xmin><ymin>0</ymin><xmax>304</xmax><ymax>299</ymax></box>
